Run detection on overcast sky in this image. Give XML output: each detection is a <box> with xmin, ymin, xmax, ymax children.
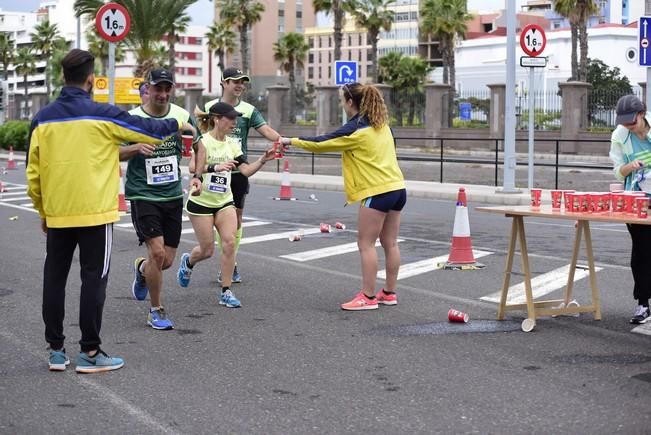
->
<box><xmin>0</xmin><ymin>0</ymin><xmax>525</xmax><ymax>27</ymax></box>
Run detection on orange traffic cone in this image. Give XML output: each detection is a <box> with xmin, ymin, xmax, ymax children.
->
<box><xmin>6</xmin><ymin>146</ymin><xmax>16</xmax><ymax>170</ymax></box>
<box><xmin>118</xmin><ymin>167</ymin><xmax>128</xmax><ymax>212</ymax></box>
<box><xmin>273</xmin><ymin>159</ymin><xmax>296</xmax><ymax>201</ymax></box>
<box><xmin>442</xmin><ymin>187</ymin><xmax>485</xmax><ymax>270</ymax></box>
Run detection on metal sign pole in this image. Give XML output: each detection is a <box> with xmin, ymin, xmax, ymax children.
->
<box><xmin>528</xmin><ymin>66</ymin><xmax>535</xmax><ymax>190</ymax></box>
<box><xmin>503</xmin><ymin>0</ymin><xmax>517</xmax><ymax>192</ymax></box>
<box><xmin>108</xmin><ymin>42</ymin><xmax>115</xmax><ymax>105</ymax></box>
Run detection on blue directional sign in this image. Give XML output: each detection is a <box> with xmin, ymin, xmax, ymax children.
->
<box><xmin>334</xmin><ymin>60</ymin><xmax>358</xmax><ymax>85</ymax></box>
<box><xmin>639</xmin><ymin>16</ymin><xmax>651</xmax><ymax>66</ymax></box>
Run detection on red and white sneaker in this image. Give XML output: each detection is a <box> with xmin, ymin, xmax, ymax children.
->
<box><xmin>376</xmin><ymin>289</ymin><xmax>398</xmax><ymax>306</ymax></box>
<box><xmin>341</xmin><ymin>292</ymin><xmax>379</xmax><ymax>311</ymax></box>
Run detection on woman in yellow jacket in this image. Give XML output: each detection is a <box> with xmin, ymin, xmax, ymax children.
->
<box><xmin>280</xmin><ymin>82</ymin><xmax>406</xmax><ymax>311</ymax></box>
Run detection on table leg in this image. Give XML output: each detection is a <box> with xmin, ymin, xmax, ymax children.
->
<box><xmin>581</xmin><ymin>221</ymin><xmax>602</xmax><ymax>320</ymax></box>
<box><xmin>564</xmin><ymin>220</ymin><xmax>583</xmax><ymax>304</ymax></box>
<box><xmin>497</xmin><ymin>217</ymin><xmax>518</xmax><ymax>320</ymax></box>
<box><xmin>515</xmin><ymin>216</ymin><xmax>537</xmax><ymax>331</ymax></box>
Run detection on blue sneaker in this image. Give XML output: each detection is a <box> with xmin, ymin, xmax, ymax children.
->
<box><xmin>232</xmin><ymin>265</ymin><xmax>242</xmax><ymax>283</ymax></box>
<box><xmin>48</xmin><ymin>348</ymin><xmax>70</xmax><ymax>371</ymax></box>
<box><xmin>217</xmin><ymin>265</ymin><xmax>242</xmax><ymax>284</ymax></box>
<box><xmin>132</xmin><ymin>257</ymin><xmax>148</xmax><ymax>301</ymax></box>
<box><xmin>219</xmin><ymin>289</ymin><xmax>241</xmax><ymax>308</ymax></box>
<box><xmin>147</xmin><ymin>307</ymin><xmax>174</xmax><ymax>330</ymax></box>
<box><xmin>75</xmin><ymin>349</ymin><xmax>124</xmax><ymax>373</ymax></box>
<box><xmin>177</xmin><ymin>253</ymin><xmax>192</xmax><ymax>288</ymax></box>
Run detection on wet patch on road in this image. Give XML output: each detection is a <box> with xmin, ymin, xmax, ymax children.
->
<box><xmin>0</xmin><ymin>288</ymin><xmax>14</xmax><ymax>297</ymax></box>
<box><xmin>552</xmin><ymin>354</ymin><xmax>651</xmax><ymax>365</ymax></box>
<box><xmin>632</xmin><ymin>373</ymin><xmax>651</xmax><ymax>383</ymax></box>
<box><xmin>368</xmin><ymin>319</ymin><xmax>522</xmax><ymax>336</ymax></box>
<box><xmin>272</xmin><ymin>389</ymin><xmax>298</xmax><ymax>397</ymax></box>
<box><xmin>57</xmin><ymin>403</ymin><xmax>75</xmax><ymax>408</ymax></box>
<box><xmin>175</xmin><ymin>328</ymin><xmax>202</xmax><ymax>335</ymax></box>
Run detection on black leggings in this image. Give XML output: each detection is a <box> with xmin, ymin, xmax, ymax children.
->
<box><xmin>43</xmin><ymin>224</ymin><xmax>112</xmax><ymax>352</ymax></box>
<box><xmin>627</xmin><ymin>224</ymin><xmax>651</xmax><ymax>304</ymax></box>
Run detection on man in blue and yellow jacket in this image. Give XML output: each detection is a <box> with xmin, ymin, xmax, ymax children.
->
<box><xmin>26</xmin><ymin>49</ymin><xmax>198</xmax><ymax>374</ymax></box>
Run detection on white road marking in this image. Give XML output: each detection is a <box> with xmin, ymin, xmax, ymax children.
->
<box><xmin>378</xmin><ymin>250</ymin><xmax>493</xmax><ymax>280</ymax></box>
<box><xmin>280</xmin><ymin>239</ymin><xmax>404</xmax><ymax>262</ymax></box>
<box><xmin>239</xmin><ymin>228</ymin><xmax>322</xmax><ymax>245</ymax></box>
<box><xmin>480</xmin><ymin>264</ymin><xmax>603</xmax><ymax>304</ymax></box>
<box><xmin>0</xmin><ymin>196</ymin><xmax>30</xmax><ymax>202</ymax></box>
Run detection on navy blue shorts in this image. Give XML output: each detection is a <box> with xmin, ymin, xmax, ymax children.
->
<box><xmin>361</xmin><ymin>188</ymin><xmax>407</xmax><ymax>212</ymax></box>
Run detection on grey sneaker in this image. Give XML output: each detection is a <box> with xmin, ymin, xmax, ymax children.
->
<box><xmin>48</xmin><ymin>348</ymin><xmax>70</xmax><ymax>371</ymax></box>
<box><xmin>630</xmin><ymin>305</ymin><xmax>650</xmax><ymax>324</ymax></box>
<box><xmin>76</xmin><ymin>349</ymin><xmax>124</xmax><ymax>374</ymax></box>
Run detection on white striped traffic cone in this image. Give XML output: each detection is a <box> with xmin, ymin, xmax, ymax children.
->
<box><xmin>274</xmin><ymin>159</ymin><xmax>296</xmax><ymax>201</ymax></box>
<box><xmin>443</xmin><ymin>187</ymin><xmax>485</xmax><ymax>270</ymax></box>
<box><xmin>6</xmin><ymin>145</ymin><xmax>16</xmax><ymax>170</ymax></box>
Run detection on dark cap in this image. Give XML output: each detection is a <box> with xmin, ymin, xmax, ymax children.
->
<box><xmin>222</xmin><ymin>67</ymin><xmax>250</xmax><ymax>82</ymax></box>
<box><xmin>209</xmin><ymin>101</ymin><xmax>242</xmax><ymax>119</ymax></box>
<box><xmin>148</xmin><ymin>68</ymin><xmax>175</xmax><ymax>85</ymax></box>
<box><xmin>616</xmin><ymin>94</ymin><xmax>645</xmax><ymax>125</ymax></box>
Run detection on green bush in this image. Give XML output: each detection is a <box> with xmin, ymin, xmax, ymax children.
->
<box><xmin>0</xmin><ymin>121</ymin><xmax>31</xmax><ymax>151</ymax></box>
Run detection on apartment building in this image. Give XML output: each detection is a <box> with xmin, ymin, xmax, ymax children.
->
<box><xmin>213</xmin><ymin>0</ymin><xmax>317</xmax><ymax>96</ymax></box>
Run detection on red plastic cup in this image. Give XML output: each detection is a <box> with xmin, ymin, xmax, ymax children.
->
<box><xmin>611</xmin><ymin>193</ymin><xmax>625</xmax><ymax>213</ymax></box>
<box><xmin>636</xmin><ymin>197</ymin><xmax>649</xmax><ymax>218</ymax></box>
<box><xmin>601</xmin><ymin>193</ymin><xmax>611</xmax><ymax>212</ymax></box>
<box><xmin>530</xmin><ymin>189</ymin><xmax>542</xmax><ymax>208</ymax></box>
<box><xmin>181</xmin><ymin>134</ymin><xmax>193</xmax><ymax>157</ymax></box>
<box><xmin>335</xmin><ymin>222</ymin><xmax>346</xmax><ymax>230</ymax></box>
<box><xmin>550</xmin><ymin>190</ymin><xmax>562</xmax><ymax>210</ymax></box>
<box><xmin>273</xmin><ymin>141</ymin><xmax>284</xmax><ymax>159</ymax></box>
<box><xmin>448</xmin><ymin>309</ymin><xmax>469</xmax><ymax>323</ymax></box>
<box><xmin>563</xmin><ymin>190</ymin><xmax>575</xmax><ymax>211</ymax></box>
<box><xmin>579</xmin><ymin>193</ymin><xmax>590</xmax><ymax>213</ymax></box>
<box><xmin>319</xmin><ymin>223</ymin><xmax>331</xmax><ymax>233</ymax></box>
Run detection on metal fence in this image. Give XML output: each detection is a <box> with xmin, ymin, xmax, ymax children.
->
<box><xmin>455</xmin><ymin>86</ymin><xmax>644</xmax><ymax>131</ymax></box>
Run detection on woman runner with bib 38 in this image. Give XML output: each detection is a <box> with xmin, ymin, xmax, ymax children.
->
<box><xmin>177</xmin><ymin>102</ymin><xmax>275</xmax><ymax>308</ymax></box>
<box><xmin>279</xmin><ymin>82</ymin><xmax>406</xmax><ymax>311</ymax></box>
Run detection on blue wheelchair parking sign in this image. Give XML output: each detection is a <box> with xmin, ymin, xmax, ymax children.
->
<box><xmin>334</xmin><ymin>61</ymin><xmax>358</xmax><ymax>85</ymax></box>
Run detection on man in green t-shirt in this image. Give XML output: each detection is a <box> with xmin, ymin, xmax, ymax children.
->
<box><xmin>203</xmin><ymin>67</ymin><xmax>280</xmax><ymax>283</ymax></box>
<box><xmin>120</xmin><ymin>68</ymin><xmax>206</xmax><ymax>330</ymax></box>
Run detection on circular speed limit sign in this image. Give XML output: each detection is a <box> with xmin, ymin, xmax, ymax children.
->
<box><xmin>95</xmin><ymin>2</ymin><xmax>131</xmax><ymax>43</ymax></box>
<box><xmin>520</xmin><ymin>24</ymin><xmax>546</xmax><ymax>57</ymax></box>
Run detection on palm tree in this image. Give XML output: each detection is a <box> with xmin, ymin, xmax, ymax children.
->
<box><xmin>273</xmin><ymin>32</ymin><xmax>310</xmax><ymax>123</ymax></box>
<box><xmin>553</xmin><ymin>0</ymin><xmax>598</xmax><ymax>81</ymax></box>
<box><xmin>0</xmin><ymin>32</ymin><xmax>15</xmax><ymax>81</ymax></box>
<box><xmin>420</xmin><ymin>0</ymin><xmax>472</xmax><ymax>126</ymax></box>
<box><xmin>313</xmin><ymin>0</ymin><xmax>346</xmax><ymax>62</ymax></box>
<box><xmin>29</xmin><ymin>19</ymin><xmax>64</xmax><ymax>98</ymax></box>
<box><xmin>216</xmin><ymin>0</ymin><xmax>265</xmax><ymax>73</ymax></box>
<box><xmin>14</xmin><ymin>47</ymin><xmax>37</xmax><ymax>119</ymax></box>
<box><xmin>167</xmin><ymin>13</ymin><xmax>191</xmax><ymax>74</ymax></box>
<box><xmin>345</xmin><ymin>0</ymin><xmax>396</xmax><ymax>83</ymax></box>
<box><xmin>206</xmin><ymin>22</ymin><xmax>237</xmax><ymax>75</ymax></box>
<box><xmin>74</xmin><ymin>0</ymin><xmax>196</xmax><ymax>77</ymax></box>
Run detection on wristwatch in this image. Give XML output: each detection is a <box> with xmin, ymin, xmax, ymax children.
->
<box><xmin>192</xmin><ymin>174</ymin><xmax>203</xmax><ymax>182</ymax></box>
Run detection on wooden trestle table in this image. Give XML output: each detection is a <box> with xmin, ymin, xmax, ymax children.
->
<box><xmin>475</xmin><ymin>205</ymin><xmax>651</xmax><ymax>332</ymax></box>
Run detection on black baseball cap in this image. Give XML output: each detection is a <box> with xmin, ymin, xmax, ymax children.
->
<box><xmin>209</xmin><ymin>102</ymin><xmax>243</xmax><ymax>119</ymax></box>
<box><xmin>616</xmin><ymin>94</ymin><xmax>645</xmax><ymax>125</ymax></box>
<box><xmin>222</xmin><ymin>67</ymin><xmax>250</xmax><ymax>82</ymax></box>
<box><xmin>148</xmin><ymin>68</ymin><xmax>175</xmax><ymax>85</ymax></box>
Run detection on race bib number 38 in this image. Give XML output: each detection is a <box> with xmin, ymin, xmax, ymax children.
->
<box><xmin>145</xmin><ymin>156</ymin><xmax>179</xmax><ymax>185</ymax></box>
<box><xmin>208</xmin><ymin>171</ymin><xmax>231</xmax><ymax>193</ymax></box>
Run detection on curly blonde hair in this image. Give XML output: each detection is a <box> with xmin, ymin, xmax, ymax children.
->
<box><xmin>342</xmin><ymin>83</ymin><xmax>388</xmax><ymax>129</ymax></box>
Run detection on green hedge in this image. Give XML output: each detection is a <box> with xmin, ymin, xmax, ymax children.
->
<box><xmin>0</xmin><ymin>121</ymin><xmax>31</xmax><ymax>151</ymax></box>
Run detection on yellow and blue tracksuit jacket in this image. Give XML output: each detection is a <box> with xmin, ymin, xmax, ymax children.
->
<box><xmin>27</xmin><ymin>86</ymin><xmax>182</xmax><ymax>228</ymax></box>
<box><xmin>291</xmin><ymin>114</ymin><xmax>405</xmax><ymax>204</ymax></box>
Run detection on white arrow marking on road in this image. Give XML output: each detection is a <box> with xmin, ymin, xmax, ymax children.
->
<box><xmin>280</xmin><ymin>239</ymin><xmax>404</xmax><ymax>262</ymax></box>
<box><xmin>480</xmin><ymin>264</ymin><xmax>602</xmax><ymax>304</ymax></box>
<box><xmin>377</xmin><ymin>250</ymin><xmax>492</xmax><ymax>280</ymax></box>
